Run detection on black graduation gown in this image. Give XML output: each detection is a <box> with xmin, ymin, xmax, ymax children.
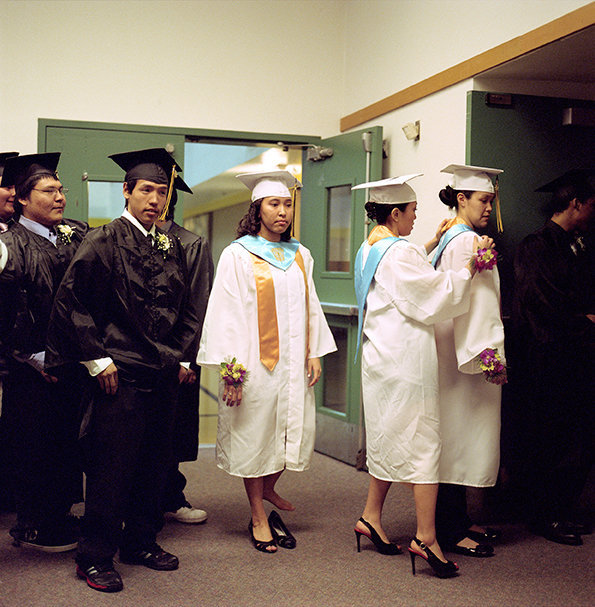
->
<box><xmin>46</xmin><ymin>216</ymin><xmax>199</xmax><ymax>375</ymax></box>
<box><xmin>45</xmin><ymin>216</ymin><xmax>202</xmax><ymax>559</ymax></box>
<box><xmin>0</xmin><ymin>218</ymin><xmax>89</xmax><ymax>527</ymax></box>
<box><xmin>510</xmin><ymin>220</ymin><xmax>594</xmax><ymax>524</ymax></box>
<box><xmin>165</xmin><ymin>221</ymin><xmax>213</xmax><ymax>462</ymax></box>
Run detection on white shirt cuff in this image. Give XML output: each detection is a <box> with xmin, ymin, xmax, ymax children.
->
<box><xmin>0</xmin><ymin>240</ymin><xmax>8</xmax><ymax>273</ymax></box>
<box><xmin>82</xmin><ymin>357</ymin><xmax>113</xmax><ymax>377</ymax></box>
<box><xmin>180</xmin><ymin>361</ymin><xmax>190</xmax><ymax>369</ymax></box>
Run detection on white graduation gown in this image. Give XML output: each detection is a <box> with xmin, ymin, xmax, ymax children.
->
<box><xmin>361</xmin><ymin>240</ymin><xmax>472</xmax><ymax>483</ymax></box>
<box><xmin>435</xmin><ymin>230</ymin><xmax>504</xmax><ymax>487</ymax></box>
<box><xmin>197</xmin><ymin>242</ymin><xmax>336</xmax><ymax>478</ymax></box>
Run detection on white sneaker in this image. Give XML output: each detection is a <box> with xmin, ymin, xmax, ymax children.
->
<box><xmin>166</xmin><ymin>504</ymin><xmax>208</xmax><ymax>524</ymax></box>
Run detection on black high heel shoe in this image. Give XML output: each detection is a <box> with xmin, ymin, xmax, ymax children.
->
<box><xmin>408</xmin><ymin>537</ymin><xmax>459</xmax><ymax>578</ymax></box>
<box><xmin>268</xmin><ymin>510</ymin><xmax>296</xmax><ymax>549</ymax></box>
<box><xmin>354</xmin><ymin>518</ymin><xmax>402</xmax><ymax>555</ymax></box>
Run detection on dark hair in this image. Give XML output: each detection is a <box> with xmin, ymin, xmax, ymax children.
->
<box><xmin>364</xmin><ymin>201</ymin><xmax>408</xmax><ymax>225</ymax></box>
<box><xmin>236</xmin><ymin>198</ymin><xmax>292</xmax><ymax>241</ymax></box>
<box><xmin>546</xmin><ymin>181</ymin><xmax>595</xmax><ymax>216</ymax></box>
<box><xmin>15</xmin><ymin>172</ymin><xmax>59</xmax><ymax>215</ymax></box>
<box><xmin>438</xmin><ymin>185</ymin><xmax>473</xmax><ymax>209</ymax></box>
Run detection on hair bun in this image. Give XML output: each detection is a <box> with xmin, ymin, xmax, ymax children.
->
<box><xmin>439</xmin><ymin>185</ymin><xmax>456</xmax><ymax>208</ymax></box>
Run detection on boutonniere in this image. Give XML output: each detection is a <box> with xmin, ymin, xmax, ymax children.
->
<box><xmin>55</xmin><ymin>223</ymin><xmax>75</xmax><ymax>244</ymax></box>
<box><xmin>153</xmin><ymin>232</ymin><xmax>172</xmax><ymax>259</ymax></box>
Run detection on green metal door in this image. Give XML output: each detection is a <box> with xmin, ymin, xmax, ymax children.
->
<box><xmin>300</xmin><ymin>126</ymin><xmax>383</xmax><ymax>465</ymax></box>
<box><xmin>39</xmin><ymin>121</ymin><xmax>188</xmax><ymax>224</ymax></box>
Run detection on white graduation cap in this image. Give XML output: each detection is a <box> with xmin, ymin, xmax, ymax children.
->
<box><xmin>236</xmin><ymin>169</ymin><xmax>302</xmax><ymax>202</ymax></box>
<box><xmin>351</xmin><ymin>173</ymin><xmax>422</xmax><ymax>204</ymax></box>
<box><xmin>441</xmin><ymin>164</ymin><xmax>503</xmax><ymax>194</ymax></box>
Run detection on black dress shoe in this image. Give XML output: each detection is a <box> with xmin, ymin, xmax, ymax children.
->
<box><xmin>76</xmin><ymin>562</ymin><xmax>123</xmax><ymax>593</ymax></box>
<box><xmin>119</xmin><ymin>543</ymin><xmax>179</xmax><ymax>570</ymax></box>
<box><xmin>541</xmin><ymin>522</ymin><xmax>582</xmax><ymax>546</ymax></box>
<box><xmin>466</xmin><ymin>527</ymin><xmax>501</xmax><ymax>543</ymax></box>
<box><xmin>566</xmin><ymin>521</ymin><xmax>592</xmax><ymax>536</ymax></box>
<box><xmin>449</xmin><ymin>539</ymin><xmax>494</xmax><ymax>558</ymax></box>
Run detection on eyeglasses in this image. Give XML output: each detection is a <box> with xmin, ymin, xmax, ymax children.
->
<box><xmin>32</xmin><ymin>187</ymin><xmax>69</xmax><ymax>196</ymax></box>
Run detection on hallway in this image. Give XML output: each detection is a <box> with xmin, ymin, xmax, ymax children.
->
<box><xmin>0</xmin><ymin>448</ymin><xmax>592</xmax><ymax>606</ymax></box>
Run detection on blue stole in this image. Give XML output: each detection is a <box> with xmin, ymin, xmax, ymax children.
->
<box><xmin>431</xmin><ymin>224</ymin><xmax>474</xmax><ymax>268</ymax></box>
<box><xmin>234</xmin><ymin>235</ymin><xmax>300</xmax><ymax>271</ymax></box>
<box><xmin>354</xmin><ymin>236</ymin><xmax>403</xmax><ymax>361</ymax></box>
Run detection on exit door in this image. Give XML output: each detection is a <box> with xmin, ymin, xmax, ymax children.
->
<box><xmin>300</xmin><ymin>126</ymin><xmax>383</xmax><ymax>465</ymax></box>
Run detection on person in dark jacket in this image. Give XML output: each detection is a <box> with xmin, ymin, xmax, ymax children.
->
<box><xmin>156</xmin><ymin>189</ymin><xmax>213</xmax><ymax>524</ymax></box>
<box><xmin>0</xmin><ymin>153</ymin><xmax>89</xmax><ymax>551</ymax></box>
<box><xmin>46</xmin><ymin>148</ymin><xmax>201</xmax><ymax>593</ymax></box>
<box><xmin>511</xmin><ymin>170</ymin><xmax>595</xmax><ymax>546</ymax></box>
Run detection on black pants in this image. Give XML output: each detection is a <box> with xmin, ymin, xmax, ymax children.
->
<box><xmin>2</xmin><ymin>361</ymin><xmax>84</xmax><ymax>530</ymax></box>
<box><xmin>435</xmin><ymin>484</ymin><xmax>472</xmax><ymax>546</ymax></box>
<box><xmin>77</xmin><ymin>368</ymin><xmax>178</xmax><ymax>566</ymax></box>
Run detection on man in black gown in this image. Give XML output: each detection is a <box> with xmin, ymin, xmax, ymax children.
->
<box><xmin>0</xmin><ymin>151</ymin><xmax>18</xmax><ymax>514</ymax></box>
<box><xmin>512</xmin><ymin>170</ymin><xmax>595</xmax><ymax>546</ymax></box>
<box><xmin>0</xmin><ymin>153</ymin><xmax>89</xmax><ymax>550</ymax></box>
<box><xmin>156</xmin><ymin>191</ymin><xmax>213</xmax><ymax>524</ymax></box>
<box><xmin>46</xmin><ymin>149</ymin><xmax>201</xmax><ymax>593</ymax></box>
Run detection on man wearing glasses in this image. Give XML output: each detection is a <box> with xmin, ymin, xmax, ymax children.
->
<box><xmin>0</xmin><ymin>153</ymin><xmax>89</xmax><ymax>552</ymax></box>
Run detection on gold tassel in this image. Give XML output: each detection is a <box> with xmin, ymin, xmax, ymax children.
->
<box><xmin>494</xmin><ymin>177</ymin><xmax>503</xmax><ymax>233</ymax></box>
<box><xmin>158</xmin><ymin>164</ymin><xmax>177</xmax><ymax>221</ymax></box>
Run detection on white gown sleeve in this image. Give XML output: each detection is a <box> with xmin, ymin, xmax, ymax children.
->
<box><xmin>196</xmin><ymin>245</ymin><xmax>252</xmax><ymax>370</ymax></box>
<box><xmin>440</xmin><ymin>232</ymin><xmax>505</xmax><ymax>374</ymax></box>
<box><xmin>375</xmin><ymin>242</ymin><xmax>472</xmax><ymax>325</ymax></box>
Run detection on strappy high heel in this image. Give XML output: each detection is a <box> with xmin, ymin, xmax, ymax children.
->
<box><xmin>354</xmin><ymin>518</ymin><xmax>402</xmax><ymax>555</ymax></box>
<box><xmin>408</xmin><ymin>537</ymin><xmax>458</xmax><ymax>578</ymax></box>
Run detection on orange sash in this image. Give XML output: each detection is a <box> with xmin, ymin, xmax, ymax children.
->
<box><xmin>249</xmin><ymin>250</ymin><xmax>309</xmax><ymax>371</ymax></box>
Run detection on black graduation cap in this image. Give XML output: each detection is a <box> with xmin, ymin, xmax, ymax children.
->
<box><xmin>536</xmin><ymin>169</ymin><xmax>595</xmax><ymax>193</ymax></box>
<box><xmin>108</xmin><ymin>148</ymin><xmax>192</xmax><ymax>194</ymax></box>
<box><xmin>0</xmin><ymin>152</ymin><xmax>60</xmax><ymax>188</ymax></box>
<box><xmin>0</xmin><ymin>152</ymin><xmax>19</xmax><ymax>178</ymax></box>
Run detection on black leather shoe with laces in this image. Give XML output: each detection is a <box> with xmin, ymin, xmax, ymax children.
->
<box><xmin>119</xmin><ymin>543</ymin><xmax>179</xmax><ymax>570</ymax></box>
<box><xmin>76</xmin><ymin>562</ymin><xmax>123</xmax><ymax>593</ymax></box>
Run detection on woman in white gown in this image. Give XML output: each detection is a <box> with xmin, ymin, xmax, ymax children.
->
<box><xmin>352</xmin><ymin>174</ymin><xmax>494</xmax><ymax>578</ymax></box>
<box><xmin>433</xmin><ymin>165</ymin><xmax>507</xmax><ymax>558</ymax></box>
<box><xmin>197</xmin><ymin>170</ymin><xmax>336</xmax><ymax>553</ymax></box>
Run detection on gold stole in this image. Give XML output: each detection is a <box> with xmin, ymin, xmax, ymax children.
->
<box><xmin>440</xmin><ymin>216</ymin><xmax>468</xmax><ymax>234</ymax></box>
<box><xmin>249</xmin><ymin>250</ymin><xmax>309</xmax><ymax>371</ymax></box>
<box><xmin>368</xmin><ymin>224</ymin><xmax>398</xmax><ymax>245</ymax></box>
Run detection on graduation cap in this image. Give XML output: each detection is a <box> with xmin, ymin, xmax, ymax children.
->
<box><xmin>351</xmin><ymin>174</ymin><xmax>422</xmax><ymax>204</ymax></box>
<box><xmin>441</xmin><ymin>164</ymin><xmax>502</xmax><ymax>194</ymax></box>
<box><xmin>109</xmin><ymin>148</ymin><xmax>192</xmax><ymax>221</ymax></box>
<box><xmin>441</xmin><ymin>164</ymin><xmax>504</xmax><ymax>232</ymax></box>
<box><xmin>0</xmin><ymin>152</ymin><xmax>60</xmax><ymax>188</ymax></box>
<box><xmin>0</xmin><ymin>152</ymin><xmax>19</xmax><ymax>179</ymax></box>
<box><xmin>535</xmin><ymin>169</ymin><xmax>595</xmax><ymax>193</ymax></box>
<box><xmin>236</xmin><ymin>169</ymin><xmax>302</xmax><ymax>202</ymax></box>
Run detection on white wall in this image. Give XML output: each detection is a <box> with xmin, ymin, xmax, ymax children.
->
<box><xmin>340</xmin><ymin>0</ymin><xmax>590</xmax><ymax>116</ymax></box>
<box><xmin>1</xmin><ymin>0</ymin><xmax>590</xmax><ymax>246</ymax></box>
<box><xmin>0</xmin><ymin>0</ymin><xmax>345</xmax><ymax>152</ymax></box>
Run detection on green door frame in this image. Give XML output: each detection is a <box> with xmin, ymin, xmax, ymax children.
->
<box><xmin>38</xmin><ymin>118</ymin><xmax>321</xmax><ymax>223</ymax></box>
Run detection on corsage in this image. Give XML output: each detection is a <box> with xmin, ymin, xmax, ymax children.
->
<box><xmin>219</xmin><ymin>357</ymin><xmax>248</xmax><ymax>389</ymax></box>
<box><xmin>472</xmin><ymin>247</ymin><xmax>498</xmax><ymax>272</ymax></box>
<box><xmin>478</xmin><ymin>348</ymin><xmax>507</xmax><ymax>384</ymax></box>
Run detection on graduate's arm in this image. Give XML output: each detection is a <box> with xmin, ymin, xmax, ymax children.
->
<box><xmin>46</xmin><ymin>233</ymin><xmax>113</xmax><ymax>372</ymax></box>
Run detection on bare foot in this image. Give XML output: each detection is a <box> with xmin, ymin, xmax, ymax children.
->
<box><xmin>456</xmin><ymin>536</ymin><xmax>480</xmax><ymax>550</ymax></box>
<box><xmin>263</xmin><ymin>490</ymin><xmax>295</xmax><ymax>511</ymax></box>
